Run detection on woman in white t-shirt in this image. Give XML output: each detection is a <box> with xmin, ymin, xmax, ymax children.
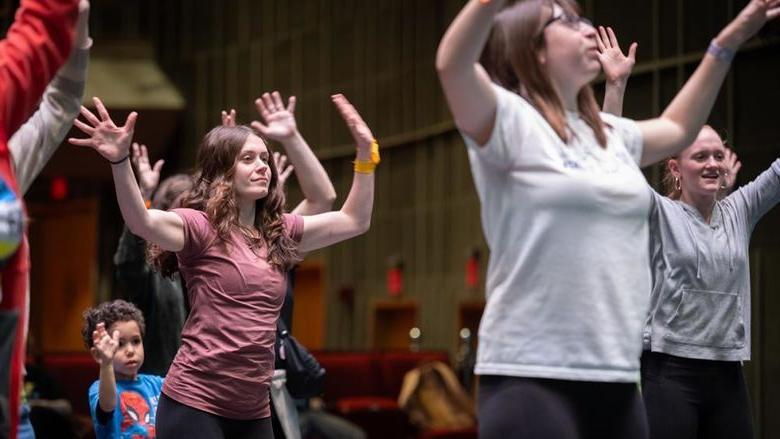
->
<box><xmin>435</xmin><ymin>0</ymin><xmax>779</xmax><ymax>437</ymax></box>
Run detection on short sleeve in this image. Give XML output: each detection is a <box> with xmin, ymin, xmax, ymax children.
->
<box><xmin>460</xmin><ymin>83</ymin><xmax>531</xmax><ymax>170</ymax></box>
<box><xmin>601</xmin><ymin>113</ymin><xmax>644</xmax><ymax>165</ymax></box>
<box><xmin>283</xmin><ymin>213</ymin><xmax>304</xmax><ymax>243</ymax></box>
<box><xmin>171</xmin><ymin>208</ymin><xmax>215</xmax><ymax>262</ymax></box>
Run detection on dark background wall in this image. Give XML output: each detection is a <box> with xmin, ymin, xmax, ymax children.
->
<box><xmin>124</xmin><ymin>2</ymin><xmax>780</xmax><ymax>435</ymax></box>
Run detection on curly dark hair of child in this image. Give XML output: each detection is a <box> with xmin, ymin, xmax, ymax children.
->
<box><xmin>80</xmin><ymin>299</ymin><xmax>146</xmax><ymax>349</ymax></box>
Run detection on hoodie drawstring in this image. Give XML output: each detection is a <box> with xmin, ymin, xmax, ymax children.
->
<box><xmin>682</xmin><ymin>215</ymin><xmax>702</xmax><ymax>279</ymax></box>
<box><xmin>718</xmin><ymin>203</ymin><xmax>735</xmax><ymax>272</ymax></box>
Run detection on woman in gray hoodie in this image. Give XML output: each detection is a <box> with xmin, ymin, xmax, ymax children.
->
<box><xmin>641</xmin><ymin>125</ymin><xmax>777</xmax><ymax>439</ymax></box>
<box><xmin>598</xmin><ymin>27</ymin><xmax>780</xmax><ymax>439</ymax></box>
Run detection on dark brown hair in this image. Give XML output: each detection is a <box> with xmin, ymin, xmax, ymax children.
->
<box><xmin>481</xmin><ymin>0</ymin><xmax>608</xmax><ymax>147</ymax></box>
<box><xmin>81</xmin><ymin>299</ymin><xmax>145</xmax><ymax>349</ymax></box>
<box><xmin>149</xmin><ymin>125</ymin><xmax>300</xmax><ymax>277</ymax></box>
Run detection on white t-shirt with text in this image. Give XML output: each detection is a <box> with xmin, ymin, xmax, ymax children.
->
<box><xmin>463</xmin><ymin>84</ymin><xmax>651</xmax><ymax>382</ymax></box>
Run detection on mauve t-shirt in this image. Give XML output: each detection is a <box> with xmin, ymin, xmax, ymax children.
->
<box><xmin>162</xmin><ymin>208</ymin><xmax>303</xmax><ymax>419</ymax></box>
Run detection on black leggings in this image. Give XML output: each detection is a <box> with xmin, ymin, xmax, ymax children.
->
<box><xmin>641</xmin><ymin>351</ymin><xmax>753</xmax><ymax>439</ymax></box>
<box><xmin>156</xmin><ymin>392</ymin><xmax>274</xmax><ymax>439</ymax></box>
<box><xmin>478</xmin><ymin>375</ymin><xmax>648</xmax><ymax>439</ymax></box>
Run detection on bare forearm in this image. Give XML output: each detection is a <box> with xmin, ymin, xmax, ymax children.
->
<box><xmin>652</xmin><ymin>9</ymin><xmax>764</xmax><ymax>159</ymax></box>
<box><xmin>436</xmin><ymin>0</ymin><xmax>503</xmax><ymax>144</ymax></box>
<box><xmin>659</xmin><ymin>55</ymin><xmax>730</xmax><ymax>148</ymax></box>
<box><xmin>339</xmin><ymin>172</ymin><xmax>374</xmax><ymax>235</ymax></box>
<box><xmin>111</xmin><ymin>160</ymin><xmax>152</xmax><ymax>236</ymax></box>
<box><xmin>602</xmin><ymin>81</ymin><xmax>627</xmax><ymax>117</ymax></box>
<box><xmin>280</xmin><ymin>132</ymin><xmax>336</xmax><ymax>213</ymax></box>
<box><xmin>436</xmin><ymin>0</ymin><xmax>505</xmax><ymax>73</ymax></box>
<box><xmin>97</xmin><ymin>363</ymin><xmax>116</xmax><ymax>412</ymax></box>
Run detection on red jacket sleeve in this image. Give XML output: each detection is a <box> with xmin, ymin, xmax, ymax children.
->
<box><xmin>0</xmin><ymin>0</ymin><xmax>79</xmax><ymax>140</ymax></box>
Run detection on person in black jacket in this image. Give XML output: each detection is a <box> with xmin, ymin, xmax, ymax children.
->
<box><xmin>113</xmin><ymin>143</ymin><xmax>192</xmax><ymax>375</ymax></box>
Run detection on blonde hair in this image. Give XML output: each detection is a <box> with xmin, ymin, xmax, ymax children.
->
<box><xmin>661</xmin><ymin>125</ymin><xmax>724</xmax><ymax>199</ymax></box>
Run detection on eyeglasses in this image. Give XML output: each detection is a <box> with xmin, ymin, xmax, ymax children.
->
<box><xmin>541</xmin><ymin>11</ymin><xmax>593</xmax><ymax>32</ymax></box>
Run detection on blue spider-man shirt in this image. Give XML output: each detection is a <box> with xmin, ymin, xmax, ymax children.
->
<box><xmin>89</xmin><ymin>374</ymin><xmax>163</xmax><ymax>439</ymax></box>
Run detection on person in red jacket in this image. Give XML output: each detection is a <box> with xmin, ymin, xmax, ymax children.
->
<box><xmin>0</xmin><ymin>1</ymin><xmax>79</xmax><ymax>437</ymax></box>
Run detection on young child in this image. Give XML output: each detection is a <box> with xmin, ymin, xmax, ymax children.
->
<box><xmin>81</xmin><ymin>299</ymin><xmax>163</xmax><ymax>438</ymax></box>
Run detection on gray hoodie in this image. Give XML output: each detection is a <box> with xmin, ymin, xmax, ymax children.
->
<box><xmin>643</xmin><ymin>160</ymin><xmax>780</xmax><ymax>361</ymax></box>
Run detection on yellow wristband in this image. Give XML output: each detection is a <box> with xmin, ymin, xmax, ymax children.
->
<box><xmin>370</xmin><ymin>140</ymin><xmax>380</xmax><ymax>165</ymax></box>
<box><xmin>353</xmin><ymin>140</ymin><xmax>380</xmax><ymax>174</ymax></box>
<box><xmin>353</xmin><ymin>160</ymin><xmax>377</xmax><ymax>174</ymax></box>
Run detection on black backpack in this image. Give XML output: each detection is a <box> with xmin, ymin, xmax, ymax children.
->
<box><xmin>275</xmin><ymin>319</ymin><xmax>326</xmax><ymax>399</ymax></box>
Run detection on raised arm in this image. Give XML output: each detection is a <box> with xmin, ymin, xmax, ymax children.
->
<box><xmin>436</xmin><ymin>0</ymin><xmax>506</xmax><ymax>145</ymax></box>
<box><xmin>90</xmin><ymin>323</ymin><xmax>119</xmax><ymax>412</ymax></box>
<box><xmin>297</xmin><ymin>95</ymin><xmax>375</xmax><ymax>253</ymax></box>
<box><xmin>637</xmin><ymin>0</ymin><xmax>780</xmax><ymax>167</ymax></box>
<box><xmin>251</xmin><ymin>91</ymin><xmax>337</xmax><ymax>216</ymax></box>
<box><xmin>9</xmin><ymin>0</ymin><xmax>91</xmax><ymax>194</ymax></box>
<box><xmin>69</xmin><ymin>98</ymin><xmax>185</xmax><ymax>251</ymax></box>
<box><xmin>595</xmin><ymin>26</ymin><xmax>637</xmax><ymax>117</ymax></box>
<box><xmin>0</xmin><ymin>0</ymin><xmax>79</xmax><ymax>138</ymax></box>
<box><xmin>112</xmin><ymin>142</ymin><xmax>163</xmax><ymax>303</ymax></box>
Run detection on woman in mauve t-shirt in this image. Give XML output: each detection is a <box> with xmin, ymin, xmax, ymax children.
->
<box><xmin>70</xmin><ymin>93</ymin><xmax>377</xmax><ymax>438</ymax></box>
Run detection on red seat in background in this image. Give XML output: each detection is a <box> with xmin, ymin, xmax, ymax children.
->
<box><xmin>312</xmin><ymin>350</ymin><xmax>474</xmax><ymax>439</ymax></box>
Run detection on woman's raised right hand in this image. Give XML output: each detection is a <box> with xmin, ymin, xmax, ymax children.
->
<box><xmin>719</xmin><ymin>0</ymin><xmax>780</xmax><ymax>47</ymax></box>
<box><xmin>70</xmin><ymin>97</ymin><xmax>137</xmax><ymax>163</ymax></box>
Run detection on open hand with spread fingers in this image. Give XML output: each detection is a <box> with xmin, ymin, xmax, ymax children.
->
<box><xmin>595</xmin><ymin>26</ymin><xmax>637</xmax><ymax>85</ymax></box>
<box><xmin>70</xmin><ymin>97</ymin><xmax>137</xmax><ymax>163</ymax></box>
<box><xmin>251</xmin><ymin>91</ymin><xmax>298</xmax><ymax>142</ymax></box>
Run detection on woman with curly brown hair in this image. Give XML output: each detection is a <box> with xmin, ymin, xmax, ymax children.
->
<box><xmin>70</xmin><ymin>93</ymin><xmax>377</xmax><ymax>438</ymax></box>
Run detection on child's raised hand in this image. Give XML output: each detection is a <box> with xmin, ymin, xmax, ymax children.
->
<box><xmin>90</xmin><ymin>322</ymin><xmax>119</xmax><ymax>365</ymax></box>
